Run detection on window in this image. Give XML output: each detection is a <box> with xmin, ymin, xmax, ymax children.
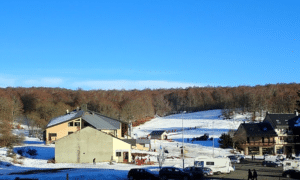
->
<box><xmin>116</xmin><ymin>152</ymin><xmax>121</xmax><ymax>156</ymax></box>
<box><xmin>68</xmin><ymin>122</ymin><xmax>74</xmax><ymax>127</ymax></box>
<box><xmin>206</xmin><ymin>162</ymin><xmax>214</xmax><ymax>165</ymax></box>
<box><xmin>49</xmin><ymin>133</ymin><xmax>57</xmax><ymax>137</ymax></box>
<box><xmin>68</xmin><ymin>132</ymin><xmax>73</xmax><ymax>135</ymax></box>
<box><xmin>75</xmin><ymin>122</ymin><xmax>80</xmax><ymax>126</ymax></box>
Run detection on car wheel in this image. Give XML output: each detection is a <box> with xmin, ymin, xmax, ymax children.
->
<box><xmin>217</xmin><ymin>171</ymin><xmax>221</xmax><ymax>175</ymax></box>
<box><xmin>203</xmin><ymin>173</ymin><xmax>207</xmax><ymax>177</ymax></box>
<box><xmin>286</xmin><ymin>174</ymin><xmax>290</xmax><ymax>178</ymax></box>
<box><xmin>263</xmin><ymin>164</ymin><xmax>266</xmax><ymax>167</ymax></box>
<box><xmin>128</xmin><ymin>176</ymin><xmax>134</xmax><ymax>180</ymax></box>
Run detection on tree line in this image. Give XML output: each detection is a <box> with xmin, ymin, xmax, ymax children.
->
<box><xmin>1</xmin><ymin>83</ymin><xmax>300</xmax><ymax>147</ymax></box>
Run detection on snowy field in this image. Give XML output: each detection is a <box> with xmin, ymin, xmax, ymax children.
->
<box><xmin>0</xmin><ymin>109</ymin><xmax>251</xmax><ymax>180</ymax></box>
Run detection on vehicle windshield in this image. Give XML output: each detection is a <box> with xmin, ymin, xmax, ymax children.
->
<box><xmin>194</xmin><ymin>161</ymin><xmax>204</xmax><ymax>167</ymax></box>
<box><xmin>143</xmin><ymin>167</ymin><xmax>160</xmax><ymax>175</ymax></box>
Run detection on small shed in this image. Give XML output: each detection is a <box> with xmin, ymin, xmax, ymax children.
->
<box><xmin>149</xmin><ymin>130</ymin><xmax>167</xmax><ymax>140</ymax></box>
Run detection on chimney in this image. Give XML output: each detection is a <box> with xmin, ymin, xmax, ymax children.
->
<box><xmin>66</xmin><ymin>109</ymin><xmax>69</xmax><ymax>114</ymax></box>
<box><xmin>81</xmin><ymin>104</ymin><xmax>88</xmax><ymax>112</ymax></box>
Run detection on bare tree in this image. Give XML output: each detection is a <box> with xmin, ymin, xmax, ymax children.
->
<box><xmin>157</xmin><ymin>147</ymin><xmax>166</xmax><ymax>169</ymax></box>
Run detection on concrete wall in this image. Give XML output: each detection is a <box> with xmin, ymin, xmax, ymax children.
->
<box><xmin>46</xmin><ymin>118</ymin><xmax>82</xmax><ymax>144</ymax></box>
<box><xmin>113</xmin><ymin>137</ymin><xmax>132</xmax><ymax>163</ymax></box>
<box><xmin>55</xmin><ymin>127</ymin><xmax>114</xmax><ymax>163</ymax></box>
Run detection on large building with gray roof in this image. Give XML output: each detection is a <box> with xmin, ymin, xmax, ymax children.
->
<box><xmin>45</xmin><ymin>104</ymin><xmax>130</xmax><ymax>144</ymax></box>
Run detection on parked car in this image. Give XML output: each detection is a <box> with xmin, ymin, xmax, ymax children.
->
<box><xmin>282</xmin><ymin>170</ymin><xmax>300</xmax><ymax>179</ymax></box>
<box><xmin>227</xmin><ymin>156</ymin><xmax>240</xmax><ymax>164</ymax></box>
<box><xmin>128</xmin><ymin>168</ymin><xmax>159</xmax><ymax>180</ymax></box>
<box><xmin>274</xmin><ymin>159</ymin><xmax>283</xmax><ymax>166</ymax></box>
<box><xmin>183</xmin><ymin>167</ymin><xmax>204</xmax><ymax>179</ymax></box>
<box><xmin>197</xmin><ymin>167</ymin><xmax>214</xmax><ymax>176</ymax></box>
<box><xmin>235</xmin><ymin>154</ymin><xmax>245</xmax><ymax>160</ymax></box>
<box><xmin>159</xmin><ymin>167</ymin><xmax>193</xmax><ymax>180</ymax></box>
<box><xmin>262</xmin><ymin>161</ymin><xmax>279</xmax><ymax>167</ymax></box>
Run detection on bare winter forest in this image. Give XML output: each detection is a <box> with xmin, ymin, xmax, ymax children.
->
<box><xmin>1</xmin><ymin>83</ymin><xmax>300</xmax><ymax>147</ymax></box>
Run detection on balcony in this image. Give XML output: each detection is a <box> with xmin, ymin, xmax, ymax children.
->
<box><xmin>277</xmin><ymin>139</ymin><xmax>295</xmax><ymax>144</ymax></box>
<box><xmin>243</xmin><ymin>142</ymin><xmax>275</xmax><ymax>146</ymax></box>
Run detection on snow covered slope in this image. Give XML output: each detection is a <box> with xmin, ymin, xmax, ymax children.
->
<box><xmin>0</xmin><ymin>109</ymin><xmax>251</xmax><ymax>180</ymax></box>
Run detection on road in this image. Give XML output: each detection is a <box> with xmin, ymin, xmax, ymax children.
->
<box><xmin>203</xmin><ymin>159</ymin><xmax>295</xmax><ymax>180</ymax></box>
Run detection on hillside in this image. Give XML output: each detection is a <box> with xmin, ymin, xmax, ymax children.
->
<box><xmin>1</xmin><ymin>83</ymin><xmax>300</xmax><ymax>147</ymax></box>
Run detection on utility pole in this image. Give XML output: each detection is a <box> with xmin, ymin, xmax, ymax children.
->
<box><xmin>182</xmin><ymin>110</ymin><xmax>184</xmax><ymax>168</ymax></box>
<box><xmin>213</xmin><ymin>121</ymin><xmax>214</xmax><ymax>157</ymax></box>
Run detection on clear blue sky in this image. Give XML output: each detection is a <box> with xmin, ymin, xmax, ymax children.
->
<box><xmin>0</xmin><ymin>0</ymin><xmax>299</xmax><ymax>90</ymax></box>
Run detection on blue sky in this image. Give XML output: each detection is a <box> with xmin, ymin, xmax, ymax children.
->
<box><xmin>0</xmin><ymin>0</ymin><xmax>299</xmax><ymax>90</ymax></box>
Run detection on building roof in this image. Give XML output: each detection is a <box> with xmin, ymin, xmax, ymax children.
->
<box><xmin>136</xmin><ymin>139</ymin><xmax>151</xmax><ymax>144</ymax></box>
<box><xmin>149</xmin><ymin>130</ymin><xmax>166</xmax><ymax>136</ymax></box>
<box><xmin>288</xmin><ymin>116</ymin><xmax>300</xmax><ymax>128</ymax></box>
<box><xmin>263</xmin><ymin>112</ymin><xmax>298</xmax><ymax>128</ymax></box>
<box><xmin>47</xmin><ymin>110</ymin><xmax>84</xmax><ymax>127</ymax></box>
<box><xmin>47</xmin><ymin>108</ymin><xmax>126</xmax><ymax>130</ymax></box>
<box><xmin>82</xmin><ymin>112</ymin><xmax>120</xmax><ymax>130</ymax></box>
<box><xmin>121</xmin><ymin>139</ymin><xmax>136</xmax><ymax>146</ymax></box>
<box><xmin>240</xmin><ymin>122</ymin><xmax>277</xmax><ymax>137</ymax></box>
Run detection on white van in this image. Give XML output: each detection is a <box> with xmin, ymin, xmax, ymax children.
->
<box><xmin>283</xmin><ymin>160</ymin><xmax>300</xmax><ymax>171</ymax></box>
<box><xmin>194</xmin><ymin>156</ymin><xmax>234</xmax><ymax>174</ymax></box>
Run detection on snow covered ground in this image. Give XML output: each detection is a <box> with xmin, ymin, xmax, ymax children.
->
<box><xmin>0</xmin><ymin>109</ymin><xmax>251</xmax><ymax>180</ymax></box>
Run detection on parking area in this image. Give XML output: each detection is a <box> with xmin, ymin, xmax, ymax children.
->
<box><xmin>203</xmin><ymin>159</ymin><xmax>292</xmax><ymax>180</ymax></box>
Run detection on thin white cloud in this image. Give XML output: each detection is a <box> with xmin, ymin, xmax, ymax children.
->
<box><xmin>42</xmin><ymin>78</ymin><xmax>63</xmax><ymax>85</ymax></box>
<box><xmin>24</xmin><ymin>78</ymin><xmax>63</xmax><ymax>87</ymax></box>
<box><xmin>0</xmin><ymin>76</ymin><xmax>16</xmax><ymax>87</ymax></box>
<box><xmin>72</xmin><ymin>80</ymin><xmax>204</xmax><ymax>90</ymax></box>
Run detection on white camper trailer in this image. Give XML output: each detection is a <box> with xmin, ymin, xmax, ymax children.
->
<box><xmin>283</xmin><ymin>160</ymin><xmax>300</xmax><ymax>171</ymax></box>
<box><xmin>194</xmin><ymin>156</ymin><xmax>234</xmax><ymax>174</ymax></box>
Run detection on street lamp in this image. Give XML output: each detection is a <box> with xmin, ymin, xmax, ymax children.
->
<box><xmin>182</xmin><ymin>111</ymin><xmax>186</xmax><ymax>168</ymax></box>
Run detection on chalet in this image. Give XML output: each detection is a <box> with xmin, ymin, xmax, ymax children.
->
<box><xmin>148</xmin><ymin>130</ymin><xmax>167</xmax><ymax>140</ymax></box>
<box><xmin>233</xmin><ymin>122</ymin><xmax>277</xmax><ymax>155</ymax></box>
<box><xmin>263</xmin><ymin>111</ymin><xmax>300</xmax><ymax>155</ymax></box>
<box><xmin>45</xmin><ymin>104</ymin><xmax>130</xmax><ymax>144</ymax></box>
<box><xmin>136</xmin><ymin>139</ymin><xmax>151</xmax><ymax>150</ymax></box>
<box><xmin>55</xmin><ymin>126</ymin><xmax>132</xmax><ymax>163</ymax></box>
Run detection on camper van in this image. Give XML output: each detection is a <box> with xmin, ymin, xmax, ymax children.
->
<box><xmin>283</xmin><ymin>160</ymin><xmax>300</xmax><ymax>171</ymax></box>
<box><xmin>194</xmin><ymin>156</ymin><xmax>234</xmax><ymax>174</ymax></box>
